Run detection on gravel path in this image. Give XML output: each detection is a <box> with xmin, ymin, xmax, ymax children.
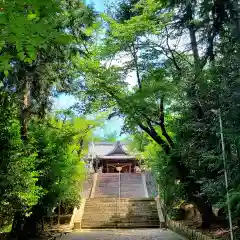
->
<box><xmin>61</xmin><ymin>229</ymin><xmax>186</xmax><ymax>240</ymax></box>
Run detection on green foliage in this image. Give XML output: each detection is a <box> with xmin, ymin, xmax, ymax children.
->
<box><xmin>0</xmin><ymin>0</ymin><xmax>99</xmax><ymax>235</ymax></box>
<box><xmin>0</xmin><ymin>93</ymin><xmax>42</xmax><ymax>228</ymax></box>
<box><xmin>0</xmin><ymin>0</ymin><xmax>62</xmax><ymax>70</ymax></box>
<box><xmin>27</xmin><ymin>115</ymin><xmax>92</xmax><ymax>211</ymax></box>
<box><xmin>0</xmin><ymin>107</ymin><xmax>99</xmax><ymax>233</ymax></box>
<box><xmin>130</xmin><ymin>132</ymin><xmax>184</xmax><ymax>210</ymax></box>
<box><xmin>1</xmin><ymin>0</ymin><xmax>240</xmax><ymax>234</ymax></box>
<box><xmin>229</xmin><ymin>189</ymin><xmax>240</xmax><ymax>223</ymax></box>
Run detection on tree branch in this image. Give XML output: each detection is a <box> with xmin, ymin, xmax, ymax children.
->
<box><xmin>186</xmin><ymin>3</ymin><xmax>200</xmax><ymax>65</ymax></box>
<box><xmin>130</xmin><ymin>42</ymin><xmax>142</xmax><ymax>89</ymax></box>
<box><xmin>165</xmin><ymin>27</ymin><xmax>182</xmax><ymax>72</ymax></box>
<box><xmin>159</xmin><ymin>97</ymin><xmax>174</xmax><ymax>148</ymax></box>
<box><xmin>138</xmin><ymin>120</ymin><xmax>171</xmax><ymax>154</ymax></box>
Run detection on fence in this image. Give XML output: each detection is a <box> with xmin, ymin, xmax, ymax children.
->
<box><xmin>167</xmin><ymin>219</ymin><xmax>215</xmax><ymax>240</ymax></box>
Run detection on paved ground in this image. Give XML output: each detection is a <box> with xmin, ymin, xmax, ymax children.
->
<box><xmin>61</xmin><ymin>229</ymin><xmax>186</xmax><ymax>240</ymax></box>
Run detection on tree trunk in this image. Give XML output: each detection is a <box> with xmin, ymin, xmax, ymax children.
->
<box><xmin>10</xmin><ymin>211</ymin><xmax>25</xmax><ymax>238</ymax></box>
<box><xmin>186</xmin><ymin>4</ymin><xmax>200</xmax><ymax>65</ymax></box>
<box><xmin>21</xmin><ymin>210</ymin><xmax>40</xmax><ymax>239</ymax></box>
<box><xmin>131</xmin><ymin>42</ymin><xmax>142</xmax><ymax>89</ymax></box>
<box><xmin>11</xmin><ymin>206</ymin><xmax>44</xmax><ymax>239</ymax></box>
<box><xmin>20</xmin><ymin>76</ymin><xmax>31</xmax><ymax>141</ymax></box>
<box><xmin>174</xmin><ymin>157</ymin><xmax>217</xmax><ymax>228</ymax></box>
<box><xmin>193</xmin><ymin>195</ymin><xmax>217</xmax><ymax>228</ymax></box>
<box><xmin>184</xmin><ymin>183</ymin><xmax>218</xmax><ymax>228</ymax></box>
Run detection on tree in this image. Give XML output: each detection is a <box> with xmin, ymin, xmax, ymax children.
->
<box><xmin>1</xmin><ymin>0</ymin><xmax>96</xmax><ymax>140</ymax></box>
<box><xmin>0</xmin><ymin>92</ymin><xmax>41</xmax><ymax>232</ymax></box>
<box><xmin>10</xmin><ymin>113</ymin><xmax>100</xmax><ymax>238</ymax></box>
<box><xmin>0</xmin><ymin>0</ymin><xmax>99</xmax><ymax>236</ymax></box>
<box><xmin>77</xmin><ymin>0</ymin><xmax>240</xmax><ymax>228</ymax></box>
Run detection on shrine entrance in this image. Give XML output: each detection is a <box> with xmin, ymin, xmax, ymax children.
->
<box><xmin>107</xmin><ymin>164</ymin><xmax>132</xmax><ymax>173</ymax></box>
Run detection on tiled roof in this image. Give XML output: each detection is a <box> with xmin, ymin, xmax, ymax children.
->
<box><xmin>88</xmin><ymin>141</ymin><xmax>132</xmax><ymax>158</ymax></box>
<box><xmin>106</xmin><ymin>141</ymin><xmax>128</xmax><ymax>156</ymax></box>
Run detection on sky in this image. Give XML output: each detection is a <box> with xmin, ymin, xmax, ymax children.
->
<box><xmin>54</xmin><ymin>0</ymin><xmax>128</xmax><ymax>140</ymax></box>
<box><xmin>86</xmin><ymin>0</ymin><xmax>105</xmax><ymax>12</ymax></box>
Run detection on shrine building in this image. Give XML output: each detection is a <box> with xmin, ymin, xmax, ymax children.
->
<box><xmin>87</xmin><ymin>141</ymin><xmax>140</xmax><ymax>173</ymax></box>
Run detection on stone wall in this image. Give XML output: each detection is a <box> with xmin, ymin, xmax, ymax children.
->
<box><xmin>145</xmin><ymin>171</ymin><xmax>158</xmax><ymax>197</ymax></box>
<box><xmin>81</xmin><ymin>172</ymin><xmax>93</xmax><ymax>198</ymax></box>
<box><xmin>167</xmin><ymin>220</ymin><xmax>214</xmax><ymax>240</ymax></box>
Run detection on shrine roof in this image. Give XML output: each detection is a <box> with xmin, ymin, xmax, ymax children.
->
<box><xmin>88</xmin><ymin>141</ymin><xmax>135</xmax><ymax>159</ymax></box>
<box><xmin>96</xmin><ymin>155</ymin><xmax>135</xmax><ymax>160</ymax></box>
<box><xmin>106</xmin><ymin>141</ymin><xmax>128</xmax><ymax>156</ymax></box>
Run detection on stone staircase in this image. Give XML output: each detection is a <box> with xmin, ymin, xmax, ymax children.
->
<box><xmin>94</xmin><ymin>173</ymin><xmax>146</xmax><ymax>198</ymax></box>
<box><xmin>79</xmin><ymin>198</ymin><xmax>160</xmax><ymax>229</ymax></box>
<box><xmin>121</xmin><ymin>173</ymin><xmax>146</xmax><ymax>197</ymax></box>
<box><xmin>94</xmin><ymin>173</ymin><xmax>119</xmax><ymax>197</ymax></box>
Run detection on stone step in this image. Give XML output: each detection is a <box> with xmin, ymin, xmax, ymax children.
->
<box><xmin>85</xmin><ymin>201</ymin><xmax>156</xmax><ymax>204</ymax></box>
<box><xmin>81</xmin><ymin>221</ymin><xmax>160</xmax><ymax>224</ymax></box>
<box><xmin>83</xmin><ymin>211</ymin><xmax>159</xmax><ymax>214</ymax></box>
<box><xmin>83</xmin><ymin>209</ymin><xmax>159</xmax><ymax>213</ymax></box>
<box><xmin>82</xmin><ymin>216</ymin><xmax>159</xmax><ymax>220</ymax></box>
<box><xmin>83</xmin><ymin>209</ymin><xmax>158</xmax><ymax>213</ymax></box>
<box><xmin>81</xmin><ymin>221</ymin><xmax>160</xmax><ymax>226</ymax></box>
<box><xmin>85</xmin><ymin>208</ymin><xmax>158</xmax><ymax>214</ymax></box>
<box><xmin>82</xmin><ymin>219</ymin><xmax>160</xmax><ymax>223</ymax></box>
<box><xmin>86</xmin><ymin>198</ymin><xmax>155</xmax><ymax>201</ymax></box>
<box><xmin>77</xmin><ymin>198</ymin><xmax>161</xmax><ymax>230</ymax></box>
<box><xmin>95</xmin><ymin>173</ymin><xmax>145</xmax><ymax>198</ymax></box>
<box><xmin>82</xmin><ymin>217</ymin><xmax>159</xmax><ymax>222</ymax></box>
<box><xmin>84</xmin><ymin>203</ymin><xmax>157</xmax><ymax>206</ymax></box>
<box><xmin>82</xmin><ymin>214</ymin><xmax>159</xmax><ymax>218</ymax></box>
<box><xmin>82</xmin><ymin>220</ymin><xmax>160</xmax><ymax>224</ymax></box>
<box><xmin>85</xmin><ymin>202</ymin><xmax>157</xmax><ymax>205</ymax></box>
<box><xmin>81</xmin><ymin>222</ymin><xmax>160</xmax><ymax>229</ymax></box>
<box><xmin>84</xmin><ymin>207</ymin><xmax>158</xmax><ymax>209</ymax></box>
<box><xmin>82</xmin><ymin>213</ymin><xmax>159</xmax><ymax>216</ymax></box>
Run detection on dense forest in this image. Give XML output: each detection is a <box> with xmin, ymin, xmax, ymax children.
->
<box><xmin>1</xmin><ymin>0</ymin><xmax>240</xmax><ymax>238</ymax></box>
